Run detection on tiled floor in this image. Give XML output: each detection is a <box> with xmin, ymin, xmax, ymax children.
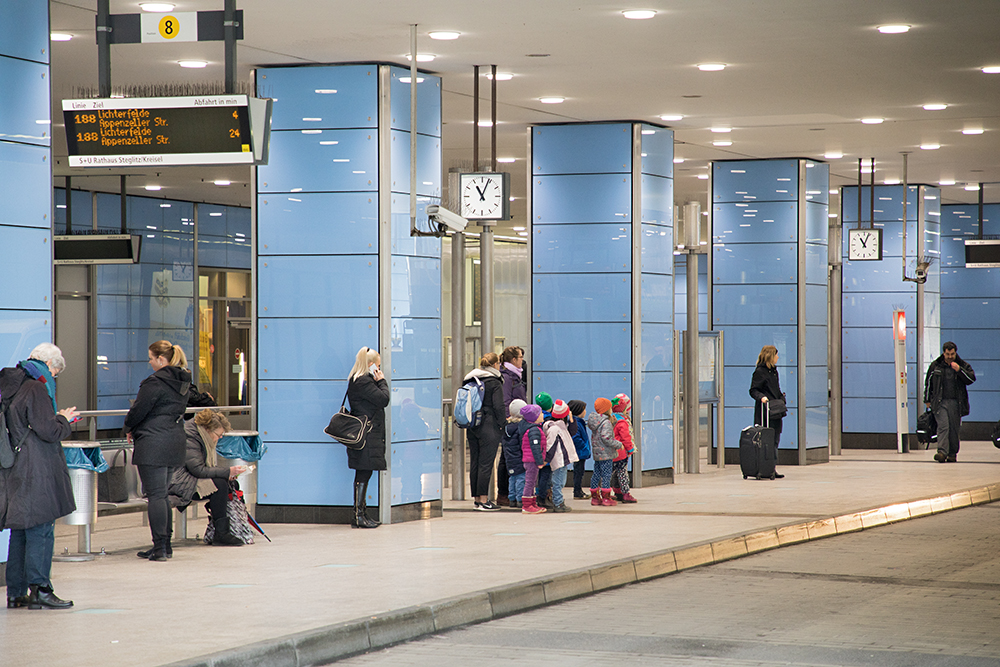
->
<box><xmin>2</xmin><ymin>443</ymin><xmax>998</xmax><ymax>667</ymax></box>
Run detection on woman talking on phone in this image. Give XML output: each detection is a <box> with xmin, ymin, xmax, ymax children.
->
<box><xmin>345</xmin><ymin>347</ymin><xmax>389</xmax><ymax>529</ymax></box>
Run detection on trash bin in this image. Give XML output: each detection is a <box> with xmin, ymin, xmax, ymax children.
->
<box><xmin>60</xmin><ymin>441</ymin><xmax>106</xmax><ymax>527</ymax></box>
<box><xmin>217</xmin><ymin>430</ymin><xmax>264</xmax><ymax>515</ymax></box>
<box><xmin>57</xmin><ymin>441</ymin><xmax>106</xmax><ymax>560</ymax></box>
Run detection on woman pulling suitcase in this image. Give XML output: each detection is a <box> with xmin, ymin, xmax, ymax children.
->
<box><xmin>748</xmin><ymin>345</ymin><xmax>785</xmax><ymax>479</ymax></box>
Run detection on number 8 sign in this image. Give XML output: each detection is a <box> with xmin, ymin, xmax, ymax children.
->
<box><xmin>141</xmin><ymin>12</ymin><xmax>196</xmax><ymax>43</ymax></box>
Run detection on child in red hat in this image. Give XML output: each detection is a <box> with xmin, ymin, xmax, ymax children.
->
<box><xmin>611</xmin><ymin>393</ymin><xmax>637</xmax><ymax>503</ymax></box>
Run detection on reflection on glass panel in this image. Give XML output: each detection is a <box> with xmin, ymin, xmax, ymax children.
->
<box><xmin>0</xmin><ymin>143</ymin><xmax>51</xmax><ymax>228</ymax></box>
<box><xmin>257</xmin><ymin>64</ymin><xmax>378</xmax><ymax>131</ymax></box>
<box><xmin>713</xmin><ymin>159</ymin><xmax>798</xmax><ymax>203</ymax></box>
<box><xmin>533</xmin><ymin>223</ymin><xmax>631</xmax><ymax>273</ymax></box>
<box><xmin>388</xmin><ymin>67</ymin><xmax>442</xmax><ymax>136</ymax></box>
<box><xmin>533</xmin><ymin>174</ymin><xmax>632</xmax><ymax>224</ymax></box>
<box><xmin>641</xmin><ymin>418</ymin><xmax>673</xmax><ymax>469</ymax></box>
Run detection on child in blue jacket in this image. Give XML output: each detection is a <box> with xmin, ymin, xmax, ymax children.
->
<box><xmin>501</xmin><ymin>399</ymin><xmax>527</xmax><ymax>508</ymax></box>
<box><xmin>567</xmin><ymin>400</ymin><xmax>591</xmax><ymax>499</ymax></box>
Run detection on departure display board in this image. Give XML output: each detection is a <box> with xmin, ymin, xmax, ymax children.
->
<box><xmin>63</xmin><ymin>95</ymin><xmax>253</xmax><ymax>167</ymax></box>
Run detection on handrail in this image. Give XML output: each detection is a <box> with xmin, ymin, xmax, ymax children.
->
<box><xmin>75</xmin><ymin>405</ymin><xmax>253</xmax><ymax>418</ymax></box>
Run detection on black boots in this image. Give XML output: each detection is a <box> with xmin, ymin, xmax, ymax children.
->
<box><xmin>211</xmin><ymin>515</ymin><xmax>244</xmax><ymax>546</ymax></box>
<box><xmin>352</xmin><ymin>481</ymin><xmax>379</xmax><ymax>529</ymax></box>
<box><xmin>27</xmin><ymin>584</ymin><xmax>73</xmax><ymax>609</ymax></box>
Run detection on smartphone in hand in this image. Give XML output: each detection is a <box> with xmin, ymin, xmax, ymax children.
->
<box><xmin>369</xmin><ymin>363</ymin><xmax>379</xmax><ymax>375</ymax></box>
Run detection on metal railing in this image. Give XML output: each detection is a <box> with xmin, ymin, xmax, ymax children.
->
<box><xmin>74</xmin><ymin>405</ymin><xmax>252</xmax><ymax>440</ymax></box>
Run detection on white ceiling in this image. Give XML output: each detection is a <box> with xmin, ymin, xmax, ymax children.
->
<box><xmin>50</xmin><ymin>0</ymin><xmax>1000</xmax><ymax>233</ymax></box>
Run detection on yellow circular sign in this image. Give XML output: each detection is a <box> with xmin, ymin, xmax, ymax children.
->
<box><xmin>158</xmin><ymin>15</ymin><xmax>179</xmax><ymax>40</ymax></box>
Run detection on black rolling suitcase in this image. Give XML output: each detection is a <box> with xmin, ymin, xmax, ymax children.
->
<box><xmin>740</xmin><ymin>406</ymin><xmax>776</xmax><ymax>480</ymax></box>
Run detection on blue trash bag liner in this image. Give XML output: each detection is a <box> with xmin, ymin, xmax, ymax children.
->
<box><xmin>65</xmin><ymin>446</ymin><xmax>110</xmax><ymax>472</ymax></box>
<box><xmin>217</xmin><ymin>434</ymin><xmax>267</xmax><ymax>462</ymax></box>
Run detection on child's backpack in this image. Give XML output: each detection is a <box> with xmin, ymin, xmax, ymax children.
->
<box><xmin>454</xmin><ymin>377</ymin><xmax>485</xmax><ymax>428</ymax></box>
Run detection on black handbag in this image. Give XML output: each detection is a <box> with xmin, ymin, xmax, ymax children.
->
<box><xmin>97</xmin><ymin>447</ymin><xmax>129</xmax><ymax>503</ymax></box>
<box><xmin>324</xmin><ymin>390</ymin><xmax>371</xmax><ymax>450</ymax></box>
<box><xmin>916</xmin><ymin>409</ymin><xmax>938</xmax><ymax>446</ymax></box>
<box><xmin>767</xmin><ymin>398</ymin><xmax>787</xmax><ymax>419</ymax></box>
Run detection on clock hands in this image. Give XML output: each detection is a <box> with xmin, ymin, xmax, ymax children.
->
<box><xmin>475</xmin><ymin>184</ymin><xmax>486</xmax><ymax>201</ymax></box>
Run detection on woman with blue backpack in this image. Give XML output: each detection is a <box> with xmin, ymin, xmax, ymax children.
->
<box><xmin>461</xmin><ymin>353</ymin><xmax>505</xmax><ymax>511</ymax></box>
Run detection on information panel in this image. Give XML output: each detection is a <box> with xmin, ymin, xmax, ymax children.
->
<box><xmin>63</xmin><ymin>95</ymin><xmax>253</xmax><ymax>167</ymax></box>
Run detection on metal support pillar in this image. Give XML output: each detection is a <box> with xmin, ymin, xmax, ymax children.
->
<box><xmin>684</xmin><ymin>201</ymin><xmax>700</xmax><ymax>474</ymax></box>
<box><xmin>829</xmin><ymin>207</ymin><xmax>842</xmax><ymax>455</ymax></box>
<box><xmin>481</xmin><ymin>225</ymin><xmax>494</xmax><ymax>357</ymax></box>
<box><xmin>97</xmin><ymin>0</ymin><xmax>111</xmax><ymax>98</ymax></box>
<box><xmin>797</xmin><ymin>161</ymin><xmax>808</xmax><ymax>467</ymax></box>
<box><xmin>451</xmin><ymin>233</ymin><xmax>466</xmax><ymax>500</ymax></box>
<box><xmin>120</xmin><ymin>175</ymin><xmax>127</xmax><ymax>233</ymax></box>
<box><xmin>377</xmin><ymin>66</ymin><xmax>393</xmax><ymax>525</ymax></box>
<box><xmin>630</xmin><ymin>124</ymin><xmax>643</xmax><ymax>487</ymax></box>
<box><xmin>224</xmin><ymin>0</ymin><xmax>237</xmax><ymax>94</ymax></box>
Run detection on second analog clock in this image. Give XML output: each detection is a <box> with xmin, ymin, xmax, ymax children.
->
<box><xmin>848</xmin><ymin>228</ymin><xmax>883</xmax><ymax>261</ymax></box>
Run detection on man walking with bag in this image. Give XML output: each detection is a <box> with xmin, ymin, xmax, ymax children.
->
<box><xmin>924</xmin><ymin>342</ymin><xmax>976</xmax><ymax>463</ymax></box>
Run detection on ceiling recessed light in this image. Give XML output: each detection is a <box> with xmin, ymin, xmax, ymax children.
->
<box><xmin>398</xmin><ymin>77</ymin><xmax>424</xmax><ymax>84</ymax></box>
<box><xmin>824</xmin><ymin>151</ymin><xmax>843</xmax><ymax>159</ymax></box>
<box><xmin>140</xmin><ymin>2</ymin><xmax>175</xmax><ymax>11</ymax></box>
<box><xmin>144</xmin><ymin>185</ymin><xmax>161</xmax><ymax>191</ymax></box>
<box><xmin>965</xmin><ymin>184</ymin><xmax>981</xmax><ymax>191</ymax></box>
<box><xmin>877</xmin><ymin>24</ymin><xmax>910</xmax><ymax>34</ymax></box>
<box><xmin>518</xmin><ymin>231</ymin><xmax>529</xmax><ymax>237</ymax></box>
<box><xmin>405</xmin><ymin>54</ymin><xmax>436</xmax><ymax>62</ymax></box>
<box><xmin>622</xmin><ymin>10</ymin><xmax>657</xmax><ymax>19</ymax></box>
<box><xmin>697</xmin><ymin>173</ymin><xmax>710</xmax><ymax>180</ymax></box>
<box><xmin>496</xmin><ymin>157</ymin><xmax>516</xmax><ymax>163</ymax></box>
<box><xmin>884</xmin><ymin>178</ymin><xmax>901</xmax><ymax>185</ymax></box>
<box><xmin>710</xmin><ymin>127</ymin><xmax>732</xmax><ymax>133</ymax></box>
<box><xmin>178</xmin><ymin>60</ymin><xmax>208</xmax><ymax>68</ymax></box>
<box><xmin>214</xmin><ymin>180</ymin><xmax>231</xmax><ymax>186</ymax></box>
<box><xmin>659</xmin><ymin>114</ymin><xmax>684</xmax><ymax>122</ymax></box>
<box><xmin>512</xmin><ymin>226</ymin><xmax>526</xmax><ymax>231</ymax></box>
<box><xmin>962</xmin><ymin>128</ymin><xmax>984</xmax><ymax>135</ymax></box>
<box><xmin>539</xmin><ymin>97</ymin><xmax>565</xmax><ymax>104</ymax></box>
<box><xmin>920</xmin><ymin>143</ymin><xmax>940</xmax><ymax>150</ymax></box>
<box><xmin>50</xmin><ymin>33</ymin><xmax>73</xmax><ymax>42</ymax></box>
<box><xmin>939</xmin><ymin>179</ymin><xmax>956</xmax><ymax>186</ymax></box>
<box><xmin>428</xmin><ymin>31</ymin><xmax>460</xmax><ymax>40</ymax></box>
<box><xmin>486</xmin><ymin>72</ymin><xmax>514</xmax><ymax>81</ymax></box>
<box><xmin>698</xmin><ymin>63</ymin><xmax>726</xmax><ymax>72</ymax></box>
<box><xmin>673</xmin><ymin>157</ymin><xmax>685</xmax><ymax>164</ymax></box>
<box><xmin>982</xmin><ymin>66</ymin><xmax>1000</xmax><ymax>74</ymax></box>
<box><xmin>922</xmin><ymin>103</ymin><xmax>947</xmax><ymax>111</ymax></box>
<box><xmin>477</xmin><ymin>120</ymin><xmax>493</xmax><ymax>127</ymax></box>
<box><xmin>829</xmin><ymin>213</ymin><xmax>838</xmax><ymax>218</ymax></box>
<box><xmin>713</xmin><ymin>140</ymin><xmax>732</xmax><ymax>146</ymax></box>
<box><xmin>861</xmin><ymin>117</ymin><xmax>884</xmax><ymax>124</ymax></box>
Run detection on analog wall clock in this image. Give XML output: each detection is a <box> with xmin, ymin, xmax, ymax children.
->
<box><xmin>847</xmin><ymin>228</ymin><xmax>883</xmax><ymax>261</ymax></box>
<box><xmin>459</xmin><ymin>172</ymin><xmax>510</xmax><ymax>221</ymax></box>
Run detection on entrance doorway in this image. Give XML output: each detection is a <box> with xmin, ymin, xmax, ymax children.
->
<box><xmin>198</xmin><ymin>270</ymin><xmax>251</xmax><ymax>429</ymax></box>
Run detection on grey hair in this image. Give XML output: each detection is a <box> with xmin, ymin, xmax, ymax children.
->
<box><xmin>29</xmin><ymin>343</ymin><xmax>66</xmax><ymax>371</ymax></box>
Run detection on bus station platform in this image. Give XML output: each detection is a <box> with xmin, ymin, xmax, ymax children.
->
<box><xmin>3</xmin><ymin>442</ymin><xmax>999</xmax><ymax>667</ymax></box>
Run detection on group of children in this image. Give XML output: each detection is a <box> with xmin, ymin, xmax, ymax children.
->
<box><xmin>501</xmin><ymin>391</ymin><xmax>637</xmax><ymax>514</ymax></box>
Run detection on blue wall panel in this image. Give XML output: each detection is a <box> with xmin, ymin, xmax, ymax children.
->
<box><xmin>641</xmin><ymin>175</ymin><xmax>673</xmax><ymax>225</ymax></box>
<box><xmin>0</xmin><ymin>311</ymin><xmax>50</xmax><ymax>368</ymax></box>
<box><xmin>0</xmin><ymin>0</ymin><xmax>48</xmax><ymax>62</ymax></box>
<box><xmin>713</xmin><ymin>284</ymin><xmax>797</xmax><ymax>326</ymax></box>
<box><xmin>389</xmin><ymin>130</ymin><xmax>441</xmax><ymax>197</ymax></box>
<box><xmin>0</xmin><ymin>142</ymin><xmax>51</xmax><ymax>227</ymax></box>
<box><xmin>388</xmin><ymin>68</ymin><xmax>442</xmax><ymax>136</ymax></box>
<box><xmin>532</xmin><ymin>273</ymin><xmax>630</xmax><ymax>322</ymax></box>
<box><xmin>713</xmin><ymin>243</ymin><xmax>798</xmax><ymax>284</ymax></box>
<box><xmin>533</xmin><ymin>323</ymin><xmax>631</xmax><ymax>372</ymax></box>
<box><xmin>0</xmin><ymin>57</ymin><xmax>49</xmax><ymax>147</ymax></box>
<box><xmin>532</xmin><ymin>123</ymin><xmax>631</xmax><ymax>175</ymax></box>
<box><xmin>388</xmin><ymin>318</ymin><xmax>442</xmax><ymax>380</ymax></box>
<box><xmin>259</xmin><ymin>192</ymin><xmax>379</xmax><ymax>255</ymax></box>
<box><xmin>258</xmin><ymin>65</ymin><xmax>378</xmax><ymax>130</ymax></box>
<box><xmin>390</xmin><ymin>440</ymin><xmax>441</xmax><ymax>505</ymax></box>
<box><xmin>533</xmin><ymin>223</ymin><xmax>632</xmax><ymax>272</ymax></box>
<box><xmin>259</xmin><ymin>318</ymin><xmax>378</xmax><ymax>380</ymax></box>
<box><xmin>258</xmin><ymin>442</ymin><xmax>357</xmax><ymax>506</ymax></box>
<box><xmin>641</xmin><ymin>419</ymin><xmax>673</xmax><ymax>468</ymax></box>
<box><xmin>713</xmin><ymin>202</ymin><xmax>798</xmax><ymax>244</ymax></box>
<box><xmin>258</xmin><ymin>255</ymin><xmax>377</xmax><ymax>318</ymax></box>
<box><xmin>640</xmin><ymin>223</ymin><xmax>673</xmax><ymax>274</ymax></box>
<box><xmin>531</xmin><ymin>372</ymin><xmax>632</xmax><ymax>412</ymax></box>
<box><xmin>713</xmin><ymin>159</ymin><xmax>798</xmax><ymax>203</ymax></box>
<box><xmin>640</xmin><ymin>126</ymin><xmax>674</xmax><ymax>179</ymax></box>
<box><xmin>259</xmin><ymin>129</ymin><xmax>378</xmax><ymax>193</ymax></box>
<box><xmin>0</xmin><ymin>226</ymin><xmax>51</xmax><ymax>309</ymax></box>
<box><xmin>258</xmin><ymin>380</ymin><xmax>345</xmax><ymax>443</ymax></box>
<box><xmin>533</xmin><ymin>174</ymin><xmax>632</xmax><ymax>224</ymax></box>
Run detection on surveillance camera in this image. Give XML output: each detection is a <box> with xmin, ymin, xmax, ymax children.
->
<box><xmin>426</xmin><ymin>205</ymin><xmax>469</xmax><ymax>233</ymax></box>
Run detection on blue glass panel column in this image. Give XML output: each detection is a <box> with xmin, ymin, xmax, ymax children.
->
<box><xmin>0</xmin><ymin>0</ymin><xmax>49</xmax><ymax>583</ymax></box>
<box><xmin>529</xmin><ymin>122</ymin><xmax>674</xmax><ymax>484</ymax></box>
<box><xmin>840</xmin><ymin>185</ymin><xmax>940</xmax><ymax>446</ymax></box>
<box><xmin>939</xmin><ymin>203</ymin><xmax>1000</xmax><ymax>425</ymax></box>
<box><xmin>713</xmin><ymin>159</ymin><xmax>829</xmax><ymax>465</ymax></box>
<box><xmin>256</xmin><ymin>64</ymin><xmax>442</xmax><ymax>523</ymax></box>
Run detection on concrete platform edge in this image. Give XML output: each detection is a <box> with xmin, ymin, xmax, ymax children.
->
<box><xmin>162</xmin><ymin>482</ymin><xmax>1000</xmax><ymax>667</ymax></box>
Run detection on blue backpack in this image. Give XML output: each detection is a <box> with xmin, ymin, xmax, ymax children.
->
<box><xmin>454</xmin><ymin>377</ymin><xmax>485</xmax><ymax>429</ymax></box>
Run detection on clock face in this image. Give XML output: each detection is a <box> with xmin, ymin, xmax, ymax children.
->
<box><xmin>848</xmin><ymin>228</ymin><xmax>882</xmax><ymax>261</ymax></box>
<box><xmin>461</xmin><ymin>174</ymin><xmax>505</xmax><ymax>219</ymax></box>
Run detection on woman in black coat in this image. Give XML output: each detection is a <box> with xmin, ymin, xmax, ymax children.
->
<box><xmin>124</xmin><ymin>340</ymin><xmax>192</xmax><ymax>561</ymax></box>
<box><xmin>463</xmin><ymin>352</ymin><xmax>506</xmax><ymax>511</ymax></box>
<box><xmin>168</xmin><ymin>410</ymin><xmax>247</xmax><ymax>545</ymax></box>
<box><xmin>749</xmin><ymin>344</ymin><xmax>786</xmax><ymax>479</ymax></box>
<box><xmin>346</xmin><ymin>346</ymin><xmax>390</xmax><ymax>529</ymax></box>
<box><xmin>1</xmin><ymin>343</ymin><xmax>79</xmax><ymax>610</ymax></box>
